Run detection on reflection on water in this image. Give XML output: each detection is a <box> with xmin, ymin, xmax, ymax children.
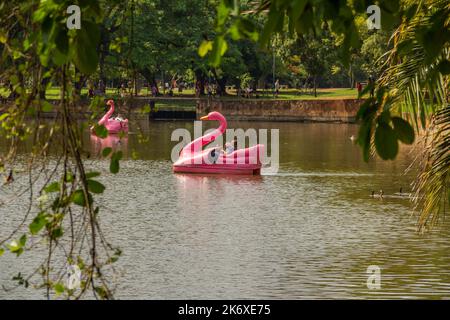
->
<box><xmin>0</xmin><ymin>121</ymin><xmax>449</xmax><ymax>299</ymax></box>
<box><xmin>90</xmin><ymin>134</ymin><xmax>128</xmax><ymax>156</ymax></box>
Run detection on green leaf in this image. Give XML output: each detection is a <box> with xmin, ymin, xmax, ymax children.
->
<box><xmin>260</xmin><ymin>4</ymin><xmax>283</xmax><ymax>46</ymax></box>
<box><xmin>94</xmin><ymin>124</ymin><xmax>108</xmax><ymax>138</ymax></box>
<box><xmin>9</xmin><ymin>75</ymin><xmax>19</xmax><ymax>85</ymax></box>
<box><xmin>198</xmin><ymin>40</ymin><xmax>213</xmax><ymax>57</ymax></box>
<box><xmin>216</xmin><ymin>0</ymin><xmax>232</xmax><ymax>28</ymax></box>
<box><xmin>229</xmin><ymin>23</ymin><xmax>241</xmax><ymax>41</ymax></box>
<box><xmin>237</xmin><ymin>18</ymin><xmax>259</xmax><ymax>42</ymax></box>
<box><xmin>19</xmin><ymin>234</ymin><xmax>27</xmax><ymax>247</ymax></box>
<box><xmin>392</xmin><ymin>117</ymin><xmax>415</xmax><ymax>144</ymax></box>
<box><xmin>73</xmin><ymin>21</ymin><xmax>100</xmax><ymax>74</ymax></box>
<box><xmin>72</xmin><ymin>190</ymin><xmax>93</xmax><ymax>207</ymax></box>
<box><xmin>55</xmin><ymin>28</ymin><xmax>69</xmax><ymax>55</ymax></box>
<box><xmin>87</xmin><ymin>180</ymin><xmax>105</xmax><ymax>194</ymax></box>
<box><xmin>209</xmin><ymin>36</ymin><xmax>228</xmax><ymax>67</ymax></box>
<box><xmin>52</xmin><ymin>49</ymin><xmax>69</xmax><ymax>67</ymax></box>
<box><xmin>8</xmin><ymin>244</ymin><xmax>23</xmax><ymax>256</ymax></box>
<box><xmin>41</xmin><ymin>101</ymin><xmax>53</xmax><ymax>112</ymax></box>
<box><xmin>102</xmin><ymin>147</ymin><xmax>112</xmax><ymax>157</ymax></box>
<box><xmin>94</xmin><ymin>286</ymin><xmax>108</xmax><ymax>299</ymax></box>
<box><xmin>291</xmin><ymin>0</ymin><xmax>308</xmax><ymax>21</ymax></box>
<box><xmin>0</xmin><ymin>113</ymin><xmax>9</xmax><ymax>121</ymax></box>
<box><xmin>437</xmin><ymin>59</ymin><xmax>450</xmax><ymax>75</ymax></box>
<box><xmin>86</xmin><ymin>171</ymin><xmax>101</xmax><ymax>179</ymax></box>
<box><xmin>375</xmin><ymin>122</ymin><xmax>398</xmax><ymax>160</ymax></box>
<box><xmin>65</xmin><ymin>172</ymin><xmax>74</xmax><ymax>183</ymax></box>
<box><xmin>110</xmin><ymin>151</ymin><xmax>123</xmax><ymax>174</ymax></box>
<box><xmin>51</xmin><ymin>227</ymin><xmax>63</xmax><ymax>239</ymax></box>
<box><xmin>357</xmin><ymin>121</ymin><xmax>372</xmax><ymax>162</ymax></box>
<box><xmin>29</xmin><ymin>214</ymin><xmax>47</xmax><ymax>235</ymax></box>
<box><xmin>0</xmin><ymin>31</ymin><xmax>6</xmax><ymax>44</ymax></box>
<box><xmin>0</xmin><ymin>248</ymin><xmax>4</xmax><ymax>257</ymax></box>
<box><xmin>404</xmin><ymin>3</ymin><xmax>418</xmax><ymax>21</ymax></box>
<box><xmin>7</xmin><ymin>235</ymin><xmax>26</xmax><ymax>256</ymax></box>
<box><xmin>44</xmin><ymin>182</ymin><xmax>60</xmax><ymax>193</ymax></box>
<box><xmin>54</xmin><ymin>283</ymin><xmax>65</xmax><ymax>295</ymax></box>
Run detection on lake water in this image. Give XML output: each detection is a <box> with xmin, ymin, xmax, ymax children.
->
<box><xmin>0</xmin><ymin>120</ymin><xmax>449</xmax><ymax>299</ymax></box>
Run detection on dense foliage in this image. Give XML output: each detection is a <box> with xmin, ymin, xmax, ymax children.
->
<box><xmin>85</xmin><ymin>0</ymin><xmax>391</xmax><ymax>93</ymax></box>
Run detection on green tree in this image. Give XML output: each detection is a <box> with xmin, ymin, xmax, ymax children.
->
<box><xmin>287</xmin><ymin>32</ymin><xmax>335</xmax><ymax>96</ymax></box>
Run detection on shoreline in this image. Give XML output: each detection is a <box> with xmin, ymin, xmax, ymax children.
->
<box><xmin>0</xmin><ymin>97</ymin><xmax>364</xmax><ymax>123</ymax></box>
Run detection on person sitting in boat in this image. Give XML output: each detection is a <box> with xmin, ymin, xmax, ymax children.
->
<box><xmin>115</xmin><ymin>113</ymin><xmax>125</xmax><ymax>122</ymax></box>
<box><xmin>210</xmin><ymin>140</ymin><xmax>237</xmax><ymax>163</ymax></box>
<box><xmin>224</xmin><ymin>139</ymin><xmax>237</xmax><ymax>155</ymax></box>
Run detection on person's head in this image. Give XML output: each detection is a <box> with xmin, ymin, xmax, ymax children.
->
<box><xmin>232</xmin><ymin>139</ymin><xmax>237</xmax><ymax>150</ymax></box>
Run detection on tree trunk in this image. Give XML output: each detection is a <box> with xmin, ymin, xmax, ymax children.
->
<box><xmin>348</xmin><ymin>64</ymin><xmax>353</xmax><ymax>89</ymax></box>
<box><xmin>194</xmin><ymin>69</ymin><xmax>206</xmax><ymax>96</ymax></box>
<box><xmin>215</xmin><ymin>78</ymin><xmax>227</xmax><ymax>96</ymax></box>
<box><xmin>98</xmin><ymin>25</ymin><xmax>110</xmax><ymax>85</ymax></box>
<box><xmin>139</xmin><ymin>68</ymin><xmax>160</xmax><ymax>96</ymax></box>
<box><xmin>133</xmin><ymin>68</ymin><xmax>138</xmax><ymax>96</ymax></box>
<box><xmin>313</xmin><ymin>76</ymin><xmax>317</xmax><ymax>97</ymax></box>
<box><xmin>212</xmin><ymin>69</ymin><xmax>227</xmax><ymax>96</ymax></box>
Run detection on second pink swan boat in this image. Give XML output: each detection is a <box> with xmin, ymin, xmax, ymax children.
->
<box><xmin>91</xmin><ymin>100</ymin><xmax>129</xmax><ymax>135</ymax></box>
<box><xmin>173</xmin><ymin>111</ymin><xmax>264</xmax><ymax>175</ymax></box>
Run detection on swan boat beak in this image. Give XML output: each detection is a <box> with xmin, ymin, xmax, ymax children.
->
<box><xmin>200</xmin><ymin>115</ymin><xmax>209</xmax><ymax>120</ymax></box>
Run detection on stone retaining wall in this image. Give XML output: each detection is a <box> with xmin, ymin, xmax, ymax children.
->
<box><xmin>1</xmin><ymin>98</ymin><xmax>364</xmax><ymax>122</ymax></box>
<box><xmin>197</xmin><ymin>99</ymin><xmax>363</xmax><ymax>123</ymax></box>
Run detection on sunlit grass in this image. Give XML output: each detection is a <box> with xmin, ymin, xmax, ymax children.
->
<box><xmin>2</xmin><ymin>86</ymin><xmax>362</xmax><ymax>101</ymax></box>
<box><xmin>227</xmin><ymin>88</ymin><xmax>359</xmax><ymax>100</ymax></box>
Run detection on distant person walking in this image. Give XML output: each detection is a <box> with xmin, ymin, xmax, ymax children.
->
<box><xmin>120</xmin><ymin>83</ymin><xmax>126</xmax><ymax>98</ymax></box>
<box><xmin>356</xmin><ymin>82</ymin><xmax>362</xmax><ymax>97</ymax></box>
<box><xmin>207</xmin><ymin>83</ymin><xmax>213</xmax><ymax>98</ymax></box>
<box><xmin>195</xmin><ymin>81</ymin><xmax>200</xmax><ymax>97</ymax></box>
<box><xmin>151</xmin><ymin>84</ymin><xmax>158</xmax><ymax>97</ymax></box>
<box><xmin>98</xmin><ymin>80</ymin><xmax>106</xmax><ymax>94</ymax></box>
<box><xmin>274</xmin><ymin>79</ymin><xmax>280</xmax><ymax>98</ymax></box>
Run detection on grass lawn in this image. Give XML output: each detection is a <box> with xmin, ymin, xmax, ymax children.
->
<box><xmin>226</xmin><ymin>88</ymin><xmax>359</xmax><ymax>100</ymax></box>
<box><xmin>2</xmin><ymin>87</ymin><xmax>362</xmax><ymax>101</ymax></box>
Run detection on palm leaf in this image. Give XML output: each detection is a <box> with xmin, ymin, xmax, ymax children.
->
<box><xmin>413</xmin><ymin>106</ymin><xmax>450</xmax><ymax>232</ymax></box>
<box><xmin>374</xmin><ymin>0</ymin><xmax>449</xmax><ymax>230</ymax></box>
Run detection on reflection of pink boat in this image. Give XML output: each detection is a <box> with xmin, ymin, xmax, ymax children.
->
<box><xmin>173</xmin><ymin>112</ymin><xmax>264</xmax><ymax>175</ymax></box>
<box><xmin>91</xmin><ymin>100</ymin><xmax>128</xmax><ymax>134</ymax></box>
<box><xmin>90</xmin><ymin>134</ymin><xmax>128</xmax><ymax>156</ymax></box>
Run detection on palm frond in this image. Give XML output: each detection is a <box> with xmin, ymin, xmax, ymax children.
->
<box><xmin>376</xmin><ymin>0</ymin><xmax>449</xmax><ymax>230</ymax></box>
<box><xmin>379</xmin><ymin>0</ymin><xmax>449</xmax><ymax>128</ymax></box>
<box><xmin>413</xmin><ymin>106</ymin><xmax>450</xmax><ymax>232</ymax></box>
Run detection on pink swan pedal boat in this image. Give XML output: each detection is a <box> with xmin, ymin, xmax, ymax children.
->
<box><xmin>91</xmin><ymin>100</ymin><xmax>129</xmax><ymax>135</ymax></box>
<box><xmin>173</xmin><ymin>111</ymin><xmax>264</xmax><ymax>175</ymax></box>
